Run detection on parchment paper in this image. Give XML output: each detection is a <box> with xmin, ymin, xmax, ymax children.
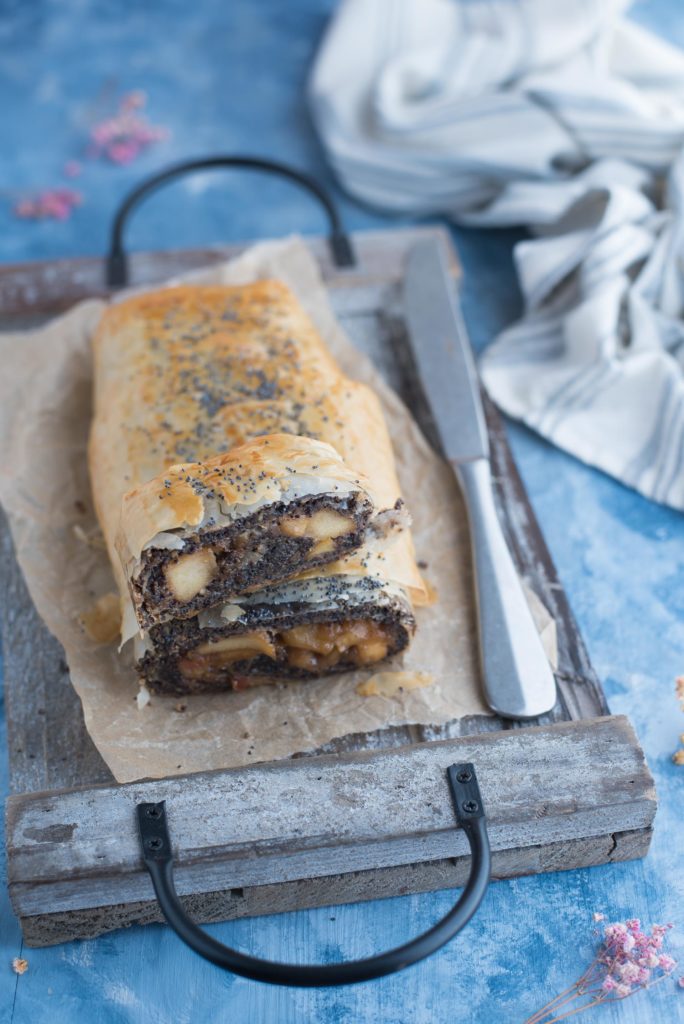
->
<box><xmin>0</xmin><ymin>238</ymin><xmax>554</xmax><ymax>783</ymax></box>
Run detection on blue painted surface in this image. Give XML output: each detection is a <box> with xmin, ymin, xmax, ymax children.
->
<box><xmin>1</xmin><ymin>2</ymin><xmax>684</xmax><ymax>1021</ymax></box>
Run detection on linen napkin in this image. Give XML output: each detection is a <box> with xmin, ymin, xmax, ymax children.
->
<box><xmin>309</xmin><ymin>0</ymin><xmax>684</xmax><ymax>510</ymax></box>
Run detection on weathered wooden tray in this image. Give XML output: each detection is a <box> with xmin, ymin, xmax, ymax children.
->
<box><xmin>0</xmin><ymin>227</ymin><xmax>656</xmax><ymax>947</ymax></box>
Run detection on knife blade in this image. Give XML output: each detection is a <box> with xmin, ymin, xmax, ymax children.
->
<box><xmin>404</xmin><ymin>239</ymin><xmax>557</xmax><ymax>719</ymax></box>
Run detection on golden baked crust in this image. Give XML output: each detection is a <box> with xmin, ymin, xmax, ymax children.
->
<box><xmin>88</xmin><ymin>281</ymin><xmax>426</xmax><ymax>638</ymax></box>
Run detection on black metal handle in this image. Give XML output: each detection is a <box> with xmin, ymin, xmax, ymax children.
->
<box><xmin>106</xmin><ymin>155</ymin><xmax>356</xmax><ymax>287</ymax></box>
<box><xmin>137</xmin><ymin>763</ymin><xmax>490</xmax><ymax>987</ymax></box>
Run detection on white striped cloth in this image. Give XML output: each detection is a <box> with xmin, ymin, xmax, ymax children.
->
<box><xmin>309</xmin><ymin>0</ymin><xmax>684</xmax><ymax>510</ymax></box>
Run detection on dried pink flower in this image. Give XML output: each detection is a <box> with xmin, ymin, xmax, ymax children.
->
<box><xmin>13</xmin><ymin>188</ymin><xmax>83</xmax><ymax>222</ymax></box>
<box><xmin>618</xmin><ymin>962</ymin><xmax>641</xmax><ymax>984</ymax></box>
<box><xmin>107</xmin><ymin>141</ymin><xmax>140</xmax><ymax>165</ymax></box>
<box><xmin>89</xmin><ymin>91</ymin><xmax>169</xmax><ymax>165</ymax></box>
<box><xmin>525</xmin><ymin>918</ymin><xmax>679</xmax><ymax>1024</ymax></box>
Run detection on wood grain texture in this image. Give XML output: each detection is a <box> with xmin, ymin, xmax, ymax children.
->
<box><xmin>18</xmin><ymin>827</ymin><xmax>652</xmax><ymax>947</ymax></box>
<box><xmin>7</xmin><ymin>716</ymin><xmax>655</xmax><ymax>926</ymax></box>
<box><xmin>0</xmin><ymin>227</ymin><xmax>459</xmax><ymax>318</ymax></box>
<box><xmin>0</xmin><ymin>510</ymin><xmax>112</xmax><ymax>794</ymax></box>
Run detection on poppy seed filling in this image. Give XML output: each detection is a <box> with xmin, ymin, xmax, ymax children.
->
<box><xmin>133</xmin><ymin>492</ymin><xmax>372</xmax><ymax>627</ymax></box>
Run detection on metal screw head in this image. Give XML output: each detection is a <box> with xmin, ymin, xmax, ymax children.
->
<box><xmin>462</xmin><ymin>799</ymin><xmax>479</xmax><ymax>814</ymax></box>
<box><xmin>456</xmin><ymin>769</ymin><xmax>472</xmax><ymax>784</ymax></box>
<box><xmin>145</xmin><ymin>806</ymin><xmax>161</xmax><ymax>819</ymax></box>
<box><xmin>147</xmin><ymin>836</ymin><xmax>163</xmax><ymax>850</ymax></box>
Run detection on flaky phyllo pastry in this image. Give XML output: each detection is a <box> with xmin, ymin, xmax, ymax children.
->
<box><xmin>89</xmin><ymin>281</ymin><xmax>427</xmax><ymax>694</ymax></box>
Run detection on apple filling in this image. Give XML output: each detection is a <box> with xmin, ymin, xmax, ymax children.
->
<box><xmin>164</xmin><ymin>548</ymin><xmax>218</xmax><ymax>602</ymax></box>
<box><xmin>162</xmin><ymin>509</ymin><xmax>355</xmax><ymax>605</ymax></box>
<box><xmin>279</xmin><ymin>509</ymin><xmax>354</xmax><ymax>558</ymax></box>
<box><xmin>280</xmin><ymin>621</ymin><xmax>389</xmax><ymax>670</ymax></box>
<box><xmin>178</xmin><ymin>619</ymin><xmax>391</xmax><ymax>681</ymax></box>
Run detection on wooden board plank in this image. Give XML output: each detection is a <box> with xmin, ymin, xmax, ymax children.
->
<box><xmin>0</xmin><ymin>227</ymin><xmax>460</xmax><ymax>318</ymax></box>
<box><xmin>0</xmin><ymin>511</ymin><xmax>112</xmax><ymax>793</ymax></box>
<box><xmin>7</xmin><ymin>716</ymin><xmax>655</xmax><ymax>931</ymax></box>
<box><xmin>18</xmin><ymin>827</ymin><xmax>652</xmax><ymax>948</ymax></box>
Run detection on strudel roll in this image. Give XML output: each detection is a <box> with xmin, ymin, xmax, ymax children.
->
<box><xmin>89</xmin><ymin>280</ymin><xmax>426</xmax><ymax>691</ymax></box>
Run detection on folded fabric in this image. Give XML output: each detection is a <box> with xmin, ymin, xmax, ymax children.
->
<box><xmin>481</xmin><ymin>155</ymin><xmax>684</xmax><ymax>509</ymax></box>
<box><xmin>310</xmin><ymin>0</ymin><xmax>684</xmax><ymax>509</ymax></box>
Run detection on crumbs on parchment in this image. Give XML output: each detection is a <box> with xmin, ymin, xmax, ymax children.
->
<box><xmin>79</xmin><ymin>592</ymin><xmax>120</xmax><ymax>644</ymax></box>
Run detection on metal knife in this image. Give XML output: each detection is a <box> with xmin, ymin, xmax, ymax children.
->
<box><xmin>403</xmin><ymin>238</ymin><xmax>557</xmax><ymax>719</ymax></box>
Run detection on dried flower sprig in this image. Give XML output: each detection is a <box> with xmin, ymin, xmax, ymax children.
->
<box><xmin>13</xmin><ymin>188</ymin><xmax>83</xmax><ymax>221</ymax></box>
<box><xmin>673</xmin><ymin>676</ymin><xmax>684</xmax><ymax>766</ymax></box>
<box><xmin>524</xmin><ymin>918</ymin><xmax>677</xmax><ymax>1024</ymax></box>
<box><xmin>88</xmin><ymin>90</ymin><xmax>169</xmax><ymax>165</ymax></box>
<box><xmin>10</xmin><ymin>88</ymin><xmax>169</xmax><ymax>222</ymax></box>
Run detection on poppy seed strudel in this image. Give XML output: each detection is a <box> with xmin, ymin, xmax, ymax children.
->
<box><xmin>89</xmin><ymin>280</ymin><xmax>426</xmax><ymax>691</ymax></box>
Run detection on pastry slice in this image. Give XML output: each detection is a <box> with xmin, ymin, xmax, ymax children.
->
<box><xmin>136</xmin><ymin>575</ymin><xmax>415</xmax><ymax>696</ymax></box>
<box><xmin>118</xmin><ymin>434</ymin><xmax>406</xmax><ymax>627</ymax></box>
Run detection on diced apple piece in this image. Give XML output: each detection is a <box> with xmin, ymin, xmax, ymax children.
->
<box><xmin>280</xmin><ymin>509</ymin><xmax>354</xmax><ymax>540</ymax></box>
<box><xmin>165</xmin><ymin>548</ymin><xmax>218</xmax><ymax>602</ymax></box>
<box><xmin>195</xmin><ymin>631</ymin><xmax>276</xmax><ymax>660</ymax></box>
<box><xmin>354</xmin><ymin>640</ymin><xmax>388</xmax><ymax>664</ymax></box>
<box><xmin>278</xmin><ymin>515</ymin><xmax>308</xmax><ymax>538</ymax></box>
<box><xmin>286</xmin><ymin>648</ymin><xmax>319</xmax><ymax>671</ymax></box>
<box><xmin>307</xmin><ymin>537</ymin><xmax>335</xmax><ymax>558</ymax></box>
<box><xmin>310</xmin><ymin>510</ymin><xmax>355</xmax><ymax>538</ymax></box>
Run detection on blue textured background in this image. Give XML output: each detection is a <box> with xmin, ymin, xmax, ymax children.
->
<box><xmin>1</xmin><ymin>2</ymin><xmax>683</xmax><ymax>1022</ymax></box>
